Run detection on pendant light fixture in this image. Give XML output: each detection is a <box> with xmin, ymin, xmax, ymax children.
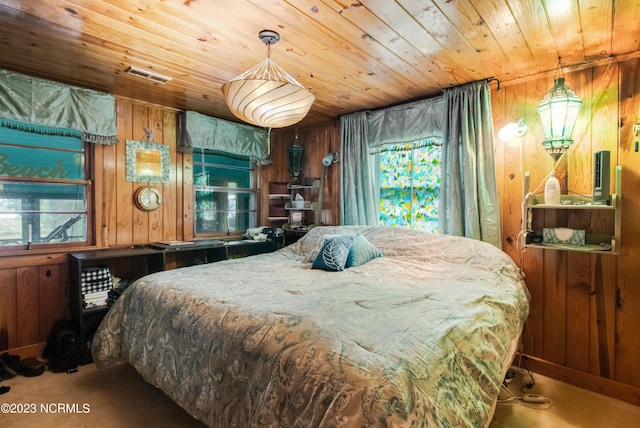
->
<box><xmin>222</xmin><ymin>30</ymin><xmax>315</xmax><ymax>129</ymax></box>
<box><xmin>537</xmin><ymin>58</ymin><xmax>583</xmax><ymax>160</ymax></box>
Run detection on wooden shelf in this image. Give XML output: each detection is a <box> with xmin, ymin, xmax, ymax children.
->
<box><xmin>288</xmin><ymin>179</ymin><xmax>320</xmax><ymax>190</ymax></box>
<box><xmin>523</xmin><ymin>165</ymin><xmax>621</xmax><ymax>254</ymax></box>
<box><xmin>527</xmin><ymin>194</ymin><xmax>617</xmax><ymax>210</ymax></box>
<box><xmin>523</xmin><ymin>242</ymin><xmax>613</xmax><ymax>253</ymax></box>
<box><xmin>285</xmin><ymin>201</ymin><xmax>315</xmax><ymax>210</ymax></box>
<box><xmin>69</xmin><ymin>247</ymin><xmax>165</xmax><ymax>344</ymax></box>
<box><xmin>267</xmin><ymin>180</ymin><xmax>320</xmax><ymax>230</ymax></box>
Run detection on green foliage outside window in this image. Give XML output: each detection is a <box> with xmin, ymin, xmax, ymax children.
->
<box><xmin>378</xmin><ymin>141</ymin><xmax>441</xmax><ymax>233</ymax></box>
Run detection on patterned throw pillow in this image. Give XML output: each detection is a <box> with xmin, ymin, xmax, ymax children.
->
<box><xmin>346</xmin><ymin>234</ymin><xmax>383</xmax><ymax>267</ymax></box>
<box><xmin>311</xmin><ymin>235</ymin><xmax>356</xmax><ymax>272</ymax></box>
<box><xmin>307</xmin><ymin>233</ymin><xmax>355</xmax><ymax>263</ymax></box>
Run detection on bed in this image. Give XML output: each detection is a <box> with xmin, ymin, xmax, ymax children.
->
<box><xmin>91</xmin><ymin>226</ymin><xmax>529</xmax><ymax>427</ymax></box>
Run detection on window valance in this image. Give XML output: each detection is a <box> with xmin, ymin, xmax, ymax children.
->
<box><xmin>370</xmin><ymin>138</ymin><xmax>442</xmax><ymax>154</ymax></box>
<box><xmin>177</xmin><ymin>111</ymin><xmax>270</xmax><ymax>164</ymax></box>
<box><xmin>0</xmin><ymin>69</ymin><xmax>118</xmax><ymax>144</ymax></box>
<box><xmin>366</xmin><ymin>96</ymin><xmax>444</xmax><ymax>147</ymax></box>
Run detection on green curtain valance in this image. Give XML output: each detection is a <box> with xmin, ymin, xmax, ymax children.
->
<box><xmin>177</xmin><ymin>111</ymin><xmax>270</xmax><ymax>164</ymax></box>
<box><xmin>369</xmin><ymin>138</ymin><xmax>443</xmax><ymax>154</ymax></box>
<box><xmin>366</xmin><ymin>96</ymin><xmax>444</xmax><ymax>147</ymax></box>
<box><xmin>0</xmin><ymin>69</ymin><xmax>118</xmax><ymax>144</ymax></box>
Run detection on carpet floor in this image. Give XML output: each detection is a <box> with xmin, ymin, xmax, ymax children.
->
<box><xmin>1</xmin><ymin>362</ymin><xmax>639</xmax><ymax>427</ymax></box>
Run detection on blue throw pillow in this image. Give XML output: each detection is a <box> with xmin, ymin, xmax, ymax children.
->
<box><xmin>346</xmin><ymin>234</ymin><xmax>383</xmax><ymax>267</ymax></box>
<box><xmin>311</xmin><ymin>235</ymin><xmax>355</xmax><ymax>271</ymax></box>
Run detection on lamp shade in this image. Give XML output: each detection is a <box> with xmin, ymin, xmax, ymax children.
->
<box><xmin>537</xmin><ymin>77</ymin><xmax>582</xmax><ymax>160</ymax></box>
<box><xmin>498</xmin><ymin>119</ymin><xmax>527</xmax><ymax>143</ymax></box>
<box><xmin>222</xmin><ymin>31</ymin><xmax>314</xmax><ymax>129</ymax></box>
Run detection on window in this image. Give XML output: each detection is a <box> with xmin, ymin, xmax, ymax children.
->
<box><xmin>0</xmin><ymin>127</ymin><xmax>89</xmax><ymax>248</ymax></box>
<box><xmin>192</xmin><ymin>149</ymin><xmax>256</xmax><ymax>235</ymax></box>
<box><xmin>377</xmin><ymin>140</ymin><xmax>442</xmax><ymax>232</ymax></box>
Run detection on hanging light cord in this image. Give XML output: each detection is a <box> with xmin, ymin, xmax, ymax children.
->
<box><xmin>554</xmin><ymin>57</ymin><xmax>564</xmax><ymax>80</ymax></box>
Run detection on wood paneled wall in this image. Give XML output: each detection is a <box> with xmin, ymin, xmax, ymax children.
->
<box><xmin>493</xmin><ymin>58</ymin><xmax>640</xmax><ymax>403</ymax></box>
<box><xmin>0</xmin><ymin>254</ymin><xmax>68</xmax><ymax>356</ymax></box>
<box><xmin>263</xmin><ymin>122</ymin><xmax>341</xmax><ymax>226</ymax></box>
<box><xmin>95</xmin><ymin>98</ymin><xmax>186</xmax><ymax>247</ymax></box>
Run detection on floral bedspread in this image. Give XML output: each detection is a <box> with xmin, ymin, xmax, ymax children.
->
<box><xmin>92</xmin><ymin>226</ymin><xmax>529</xmax><ymax>427</ymax></box>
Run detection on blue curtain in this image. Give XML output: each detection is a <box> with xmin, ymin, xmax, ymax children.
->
<box><xmin>440</xmin><ymin>80</ymin><xmax>501</xmax><ymax>247</ymax></box>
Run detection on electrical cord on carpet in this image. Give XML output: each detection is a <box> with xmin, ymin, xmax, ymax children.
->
<box><xmin>516</xmin><ymin>354</ymin><xmax>536</xmax><ymax>392</ymax></box>
<box><xmin>497</xmin><ymin>383</ymin><xmax>554</xmax><ymax>410</ymax></box>
<box><xmin>496</xmin><ymin>355</ymin><xmax>553</xmax><ymax>410</ymax></box>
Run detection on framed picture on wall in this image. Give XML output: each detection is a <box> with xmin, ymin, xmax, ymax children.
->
<box><xmin>125</xmin><ymin>140</ymin><xmax>170</xmax><ymax>183</ymax></box>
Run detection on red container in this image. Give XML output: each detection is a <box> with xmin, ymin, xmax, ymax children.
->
<box><xmin>269</xmin><ymin>181</ymin><xmax>289</xmax><ymax>194</ymax></box>
<box><xmin>269</xmin><ymin>204</ymin><xmax>287</xmax><ymax>217</ymax></box>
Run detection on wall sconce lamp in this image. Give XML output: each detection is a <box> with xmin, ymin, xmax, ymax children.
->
<box><xmin>498</xmin><ymin>119</ymin><xmax>527</xmax><ymax>143</ymax></box>
<box><xmin>321</xmin><ymin>151</ymin><xmax>340</xmax><ymax>167</ymax></box>
<box><xmin>537</xmin><ymin>58</ymin><xmax>583</xmax><ymax>160</ymax></box>
<box><xmin>316</xmin><ymin>151</ymin><xmax>340</xmax><ymax>226</ymax></box>
<box><xmin>222</xmin><ymin>30</ymin><xmax>315</xmax><ymax>129</ymax></box>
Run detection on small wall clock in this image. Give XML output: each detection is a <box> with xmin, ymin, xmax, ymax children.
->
<box><xmin>135</xmin><ymin>186</ymin><xmax>162</xmax><ymax>211</ymax></box>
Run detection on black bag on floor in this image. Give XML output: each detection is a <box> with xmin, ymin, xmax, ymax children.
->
<box><xmin>42</xmin><ymin>320</ymin><xmax>85</xmax><ymax>373</ymax></box>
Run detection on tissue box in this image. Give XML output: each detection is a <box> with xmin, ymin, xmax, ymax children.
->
<box><xmin>543</xmin><ymin>228</ymin><xmax>585</xmax><ymax>246</ymax></box>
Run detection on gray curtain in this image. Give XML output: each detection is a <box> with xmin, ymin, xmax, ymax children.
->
<box><xmin>0</xmin><ymin>69</ymin><xmax>118</xmax><ymax>144</ymax></box>
<box><xmin>367</xmin><ymin>96</ymin><xmax>444</xmax><ymax>146</ymax></box>
<box><xmin>339</xmin><ymin>111</ymin><xmax>378</xmax><ymax>225</ymax></box>
<box><xmin>440</xmin><ymin>80</ymin><xmax>501</xmax><ymax>247</ymax></box>
<box><xmin>177</xmin><ymin>111</ymin><xmax>270</xmax><ymax>164</ymax></box>
<box><xmin>340</xmin><ymin>97</ymin><xmax>444</xmax><ymax>226</ymax></box>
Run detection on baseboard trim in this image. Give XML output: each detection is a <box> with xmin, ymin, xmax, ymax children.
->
<box><xmin>6</xmin><ymin>342</ymin><xmax>47</xmax><ymax>359</ymax></box>
<box><xmin>523</xmin><ymin>354</ymin><xmax>640</xmax><ymax>407</ymax></box>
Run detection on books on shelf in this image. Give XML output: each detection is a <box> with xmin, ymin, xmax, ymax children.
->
<box><xmin>83</xmin><ymin>290</ymin><xmax>109</xmax><ymax>308</ymax></box>
<box><xmin>151</xmin><ymin>240</ymin><xmax>225</xmax><ymax>250</ymax></box>
<box><xmin>151</xmin><ymin>240</ymin><xmax>195</xmax><ymax>249</ymax></box>
<box><xmin>157</xmin><ymin>240</ymin><xmax>195</xmax><ymax>246</ymax></box>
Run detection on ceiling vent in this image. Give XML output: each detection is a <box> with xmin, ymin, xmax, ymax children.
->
<box><xmin>124</xmin><ymin>66</ymin><xmax>172</xmax><ymax>84</ymax></box>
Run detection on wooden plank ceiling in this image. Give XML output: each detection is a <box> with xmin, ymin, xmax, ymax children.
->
<box><xmin>0</xmin><ymin>0</ymin><xmax>638</xmax><ymax>128</ymax></box>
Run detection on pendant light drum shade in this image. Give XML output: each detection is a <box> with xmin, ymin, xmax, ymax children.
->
<box><xmin>222</xmin><ymin>64</ymin><xmax>315</xmax><ymax>128</ymax></box>
<box><xmin>222</xmin><ymin>30</ymin><xmax>315</xmax><ymax>129</ymax></box>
